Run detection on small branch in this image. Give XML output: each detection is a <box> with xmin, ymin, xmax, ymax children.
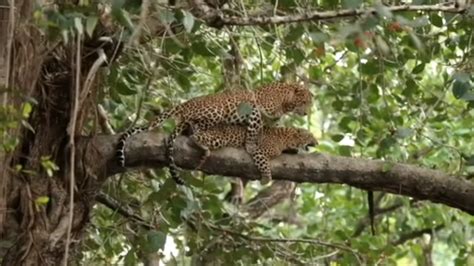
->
<box><xmin>208</xmin><ymin>223</ymin><xmax>363</xmax><ymax>264</ymax></box>
<box><xmin>392</xmin><ymin>224</ymin><xmax>444</xmax><ymax>246</ymax></box>
<box><xmin>97</xmin><ymin>104</ymin><xmax>115</xmax><ymax>134</ymax></box>
<box><xmin>352</xmin><ymin>200</ymin><xmax>405</xmax><ymax>237</ymax></box>
<box><xmin>64</xmin><ymin>30</ymin><xmax>82</xmax><ymax>266</ymax></box>
<box><xmin>199</xmin><ymin>4</ymin><xmax>467</xmax><ymax>27</ymax></box>
<box><xmin>96</xmin><ymin>192</ymin><xmax>154</xmax><ymax>230</ymax></box>
<box><xmin>243</xmin><ymin>181</ymin><xmax>296</xmax><ymax>219</ymax></box>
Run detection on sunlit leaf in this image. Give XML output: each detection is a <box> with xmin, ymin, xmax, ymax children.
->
<box><xmin>35</xmin><ymin>196</ymin><xmax>50</xmax><ymax>206</ymax></box>
<box><xmin>182</xmin><ymin>11</ymin><xmax>195</xmax><ymax>33</ymax></box>
<box><xmin>86</xmin><ymin>16</ymin><xmax>98</xmax><ymax>37</ymax></box>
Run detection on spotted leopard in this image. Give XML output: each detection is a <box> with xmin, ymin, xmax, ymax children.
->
<box><xmin>190</xmin><ymin>126</ymin><xmax>318</xmax><ymax>185</ymax></box>
<box><xmin>116</xmin><ymin>82</ymin><xmax>313</xmax><ymax>185</ymax></box>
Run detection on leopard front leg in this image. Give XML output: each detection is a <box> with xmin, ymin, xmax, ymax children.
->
<box><xmin>245</xmin><ymin>106</ymin><xmax>263</xmax><ymax>154</ymax></box>
<box><xmin>251</xmin><ymin>148</ymin><xmax>272</xmax><ymax>185</ymax></box>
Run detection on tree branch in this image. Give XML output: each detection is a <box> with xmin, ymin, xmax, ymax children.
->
<box><xmin>391</xmin><ymin>224</ymin><xmax>444</xmax><ymax>246</ymax></box>
<box><xmin>82</xmin><ymin>132</ymin><xmax>474</xmax><ymax>215</ymax></box>
<box><xmin>96</xmin><ymin>192</ymin><xmax>154</xmax><ymax>230</ymax></box>
<box><xmin>197</xmin><ymin>4</ymin><xmax>468</xmax><ymax>26</ymax></box>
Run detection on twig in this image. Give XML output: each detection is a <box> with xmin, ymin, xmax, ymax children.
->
<box><xmin>63</xmin><ymin>31</ymin><xmax>82</xmax><ymax>266</ymax></box>
<box><xmin>97</xmin><ymin>104</ymin><xmax>115</xmax><ymax>134</ymax></box>
<box><xmin>127</xmin><ymin>0</ymin><xmax>151</xmax><ymax>46</ymax></box>
<box><xmin>96</xmin><ymin>192</ymin><xmax>154</xmax><ymax>230</ymax></box>
<box><xmin>391</xmin><ymin>224</ymin><xmax>444</xmax><ymax>246</ymax></box>
<box><xmin>207</xmin><ymin>223</ymin><xmax>363</xmax><ymax>264</ymax></box>
<box><xmin>79</xmin><ymin>49</ymin><xmax>107</xmax><ymax>108</ymax></box>
<box><xmin>204</xmin><ymin>4</ymin><xmax>467</xmax><ymax>26</ymax></box>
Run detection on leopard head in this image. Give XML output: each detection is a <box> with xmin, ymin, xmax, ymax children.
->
<box><xmin>283</xmin><ymin>84</ymin><xmax>313</xmax><ymax>116</ymax></box>
<box><xmin>288</xmin><ymin>128</ymin><xmax>318</xmax><ymax>151</ymax></box>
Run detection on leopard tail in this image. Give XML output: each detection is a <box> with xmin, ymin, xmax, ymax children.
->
<box><xmin>116</xmin><ymin>109</ymin><xmax>176</xmax><ymax>167</ymax></box>
<box><xmin>166</xmin><ymin>122</ymin><xmax>186</xmax><ymax>185</ymax></box>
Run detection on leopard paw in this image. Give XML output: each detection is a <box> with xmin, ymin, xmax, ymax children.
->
<box><xmin>245</xmin><ymin>142</ymin><xmax>258</xmax><ymax>154</ymax></box>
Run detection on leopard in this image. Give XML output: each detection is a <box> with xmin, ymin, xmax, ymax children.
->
<box><xmin>190</xmin><ymin>125</ymin><xmax>318</xmax><ymax>188</ymax></box>
<box><xmin>116</xmin><ymin>82</ymin><xmax>313</xmax><ymax>185</ymax></box>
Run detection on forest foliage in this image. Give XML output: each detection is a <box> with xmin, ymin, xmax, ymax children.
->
<box><xmin>1</xmin><ymin>0</ymin><xmax>474</xmax><ymax>265</ymax></box>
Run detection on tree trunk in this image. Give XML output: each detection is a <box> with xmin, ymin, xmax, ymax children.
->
<box><xmin>0</xmin><ymin>2</ymin><xmax>120</xmax><ymax>264</ymax></box>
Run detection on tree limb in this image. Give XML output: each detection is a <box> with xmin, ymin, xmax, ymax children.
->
<box><xmin>96</xmin><ymin>192</ymin><xmax>154</xmax><ymax>230</ymax></box>
<box><xmin>391</xmin><ymin>224</ymin><xmax>444</xmax><ymax>246</ymax></box>
<box><xmin>194</xmin><ymin>3</ymin><xmax>468</xmax><ymax>26</ymax></box>
<box><xmin>82</xmin><ymin>132</ymin><xmax>474</xmax><ymax>215</ymax></box>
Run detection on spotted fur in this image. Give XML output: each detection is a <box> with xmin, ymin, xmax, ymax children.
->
<box><xmin>191</xmin><ymin>126</ymin><xmax>318</xmax><ymax>184</ymax></box>
<box><xmin>116</xmin><ymin>82</ymin><xmax>313</xmax><ymax>185</ymax></box>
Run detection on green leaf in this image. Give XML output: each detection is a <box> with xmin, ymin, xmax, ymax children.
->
<box><xmin>464</xmin><ymin>155</ymin><xmax>474</xmax><ymax>166</ymax></box>
<box><xmin>145</xmin><ymin>231</ymin><xmax>167</xmax><ymax>253</ymax></box>
<box><xmin>453</xmin><ymin>72</ymin><xmax>471</xmax><ymax>83</ymax></box>
<box><xmin>309</xmin><ymin>66</ymin><xmax>323</xmax><ymax>80</ymax></box>
<box><xmin>452</xmin><ymin>80</ymin><xmax>470</xmax><ymax>99</ymax></box>
<box><xmin>403</xmin><ymin>78</ymin><xmax>417</xmax><ymax>97</ymax></box>
<box><xmin>35</xmin><ymin>196</ymin><xmax>50</xmax><ymax>206</ymax></box>
<box><xmin>331</xmin><ymin>134</ymin><xmax>345</xmax><ymax>142</ymax></box>
<box><xmin>74</xmin><ymin>17</ymin><xmax>83</xmax><ymax>35</ymax></box>
<box><xmin>285</xmin><ymin>26</ymin><xmax>305</xmax><ymax>42</ymax></box>
<box><xmin>309</xmin><ymin>32</ymin><xmax>329</xmax><ymax>43</ymax></box>
<box><xmin>338</xmin><ymin>145</ymin><xmax>352</xmax><ymax>156</ymax></box>
<box><xmin>461</xmin><ymin>92</ymin><xmax>474</xmax><ymax>101</ymax></box>
<box><xmin>191</xmin><ymin>42</ymin><xmax>214</xmax><ymax>57</ymax></box>
<box><xmin>159</xmin><ymin>9</ymin><xmax>176</xmax><ymax>24</ymax></box>
<box><xmin>237</xmin><ymin>102</ymin><xmax>253</xmax><ymax>117</ymax></box>
<box><xmin>394</xmin><ymin>127</ymin><xmax>414</xmax><ymax>139</ymax></box>
<box><xmin>360</xmin><ymin>61</ymin><xmax>380</xmax><ymax>75</ymax></box>
<box><xmin>22</xmin><ymin>102</ymin><xmax>32</xmax><ymax>118</ymax></box>
<box><xmin>286</xmin><ymin>47</ymin><xmax>305</xmax><ymax>64</ymax></box>
<box><xmin>430</xmin><ymin>14</ymin><xmax>443</xmax><ymax>27</ymax></box>
<box><xmin>412</xmin><ymin>63</ymin><xmax>425</xmax><ymax>74</ymax></box>
<box><xmin>115</xmin><ymin>82</ymin><xmax>137</xmax><ymax>95</ymax></box>
<box><xmin>182</xmin><ymin>11</ymin><xmax>195</xmax><ymax>33</ymax></box>
<box><xmin>86</xmin><ymin>16</ymin><xmax>98</xmax><ymax>37</ymax></box>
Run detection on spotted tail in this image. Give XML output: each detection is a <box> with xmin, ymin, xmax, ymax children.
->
<box><xmin>116</xmin><ymin>110</ymin><xmax>174</xmax><ymax>167</ymax></box>
<box><xmin>166</xmin><ymin>122</ymin><xmax>186</xmax><ymax>185</ymax></box>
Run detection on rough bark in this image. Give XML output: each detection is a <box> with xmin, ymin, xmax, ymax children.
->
<box><xmin>81</xmin><ymin>132</ymin><xmax>474</xmax><ymax>215</ymax></box>
<box><xmin>0</xmin><ymin>2</ymin><xmax>121</xmax><ymax>264</ymax></box>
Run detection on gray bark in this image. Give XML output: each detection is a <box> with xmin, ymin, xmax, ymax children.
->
<box><xmin>83</xmin><ymin>132</ymin><xmax>474</xmax><ymax>215</ymax></box>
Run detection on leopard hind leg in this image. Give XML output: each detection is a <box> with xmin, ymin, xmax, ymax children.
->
<box><xmin>251</xmin><ymin>148</ymin><xmax>272</xmax><ymax>185</ymax></box>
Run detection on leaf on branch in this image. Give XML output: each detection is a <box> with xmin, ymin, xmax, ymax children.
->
<box><xmin>145</xmin><ymin>231</ymin><xmax>167</xmax><ymax>253</ymax></box>
<box><xmin>35</xmin><ymin>196</ymin><xmax>50</xmax><ymax>206</ymax></box>
<box><xmin>182</xmin><ymin>11</ymin><xmax>195</xmax><ymax>33</ymax></box>
<box><xmin>86</xmin><ymin>16</ymin><xmax>98</xmax><ymax>37</ymax></box>
<box><xmin>394</xmin><ymin>127</ymin><xmax>414</xmax><ymax>139</ymax></box>
<box><xmin>237</xmin><ymin>102</ymin><xmax>253</xmax><ymax>117</ymax></box>
<box><xmin>452</xmin><ymin>80</ymin><xmax>470</xmax><ymax>99</ymax></box>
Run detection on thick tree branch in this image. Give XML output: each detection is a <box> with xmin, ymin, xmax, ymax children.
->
<box><xmin>193</xmin><ymin>3</ymin><xmax>468</xmax><ymax>26</ymax></box>
<box><xmin>82</xmin><ymin>132</ymin><xmax>474</xmax><ymax>215</ymax></box>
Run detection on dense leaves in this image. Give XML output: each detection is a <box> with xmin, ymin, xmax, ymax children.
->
<box><xmin>3</xmin><ymin>0</ymin><xmax>473</xmax><ymax>265</ymax></box>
